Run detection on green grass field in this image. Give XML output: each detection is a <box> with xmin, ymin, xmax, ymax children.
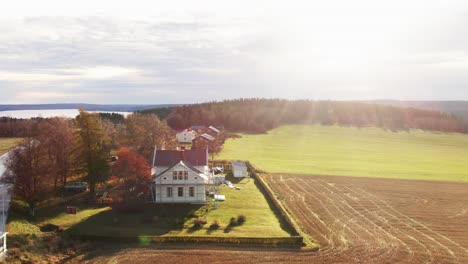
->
<box><xmin>180</xmin><ymin>175</ymin><xmax>289</xmax><ymax>237</ymax></box>
<box><xmin>64</xmin><ymin>177</ymin><xmax>287</xmax><ymax>238</ymax></box>
<box><xmin>8</xmin><ymin>176</ymin><xmax>288</xmax><ymax>239</ymax></box>
<box><xmin>0</xmin><ymin>137</ymin><xmax>23</xmax><ymax>155</ymax></box>
<box><xmin>218</xmin><ymin>125</ymin><xmax>468</xmax><ymax>182</ymax></box>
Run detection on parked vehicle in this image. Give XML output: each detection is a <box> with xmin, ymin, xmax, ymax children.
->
<box><xmin>64</xmin><ymin>182</ymin><xmax>88</xmax><ymax>192</ymax></box>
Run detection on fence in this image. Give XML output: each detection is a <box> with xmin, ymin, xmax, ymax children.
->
<box><xmin>0</xmin><ymin>232</ymin><xmax>7</xmax><ymax>258</ymax></box>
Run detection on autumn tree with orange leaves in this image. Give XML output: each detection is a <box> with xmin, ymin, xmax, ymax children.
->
<box><xmin>112</xmin><ymin>147</ymin><xmax>151</xmax><ymax>202</ymax></box>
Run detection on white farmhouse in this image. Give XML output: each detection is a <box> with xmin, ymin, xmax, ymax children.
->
<box><xmin>232</xmin><ymin>161</ymin><xmax>248</xmax><ymax>178</ymax></box>
<box><xmin>150</xmin><ymin>149</ymin><xmax>210</xmax><ymax>203</ymax></box>
<box><xmin>176</xmin><ymin>129</ymin><xmax>197</xmax><ymax>144</ymax></box>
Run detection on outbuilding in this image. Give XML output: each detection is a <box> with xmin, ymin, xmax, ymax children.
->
<box><xmin>231</xmin><ymin>161</ymin><xmax>248</xmax><ymax>178</ymax></box>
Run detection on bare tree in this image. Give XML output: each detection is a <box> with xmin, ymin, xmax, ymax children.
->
<box><xmin>2</xmin><ymin>140</ymin><xmax>52</xmax><ymax>216</ymax></box>
<box><xmin>38</xmin><ymin>118</ymin><xmax>77</xmax><ymax>190</ymax></box>
<box><xmin>122</xmin><ymin>114</ymin><xmax>176</xmax><ymax>162</ymax></box>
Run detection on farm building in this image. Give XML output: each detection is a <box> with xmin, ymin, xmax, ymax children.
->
<box><xmin>191</xmin><ymin>125</ymin><xmax>206</xmax><ymax>134</ymax></box>
<box><xmin>176</xmin><ymin>129</ymin><xmax>197</xmax><ymax>144</ymax></box>
<box><xmin>150</xmin><ymin>148</ymin><xmax>211</xmax><ymax>203</ymax></box>
<box><xmin>208</xmin><ymin>126</ymin><xmax>220</xmax><ymax>136</ymax></box>
<box><xmin>232</xmin><ymin>161</ymin><xmax>248</xmax><ymax>178</ymax></box>
<box><xmin>192</xmin><ymin>133</ymin><xmax>215</xmax><ymax>149</ymax></box>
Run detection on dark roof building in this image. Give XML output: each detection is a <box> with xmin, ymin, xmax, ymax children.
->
<box><xmin>208</xmin><ymin>126</ymin><xmax>220</xmax><ymax>134</ymax></box>
<box><xmin>153</xmin><ymin>149</ymin><xmax>208</xmax><ymax>167</ymax></box>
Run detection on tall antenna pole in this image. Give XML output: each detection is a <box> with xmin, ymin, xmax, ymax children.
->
<box><xmin>152</xmin><ymin>145</ymin><xmax>157</xmax><ymax>167</ymax></box>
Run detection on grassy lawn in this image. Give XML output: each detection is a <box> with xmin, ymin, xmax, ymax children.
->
<box><xmin>218</xmin><ymin>125</ymin><xmax>468</xmax><ymax>182</ymax></box>
<box><xmin>180</xmin><ymin>175</ymin><xmax>289</xmax><ymax>237</ymax></box>
<box><xmin>7</xmin><ymin>176</ymin><xmax>288</xmax><ymax>240</ymax></box>
<box><xmin>64</xmin><ymin>176</ymin><xmax>287</xmax><ymax>238</ymax></box>
<box><xmin>0</xmin><ymin>137</ymin><xmax>23</xmax><ymax>155</ymax></box>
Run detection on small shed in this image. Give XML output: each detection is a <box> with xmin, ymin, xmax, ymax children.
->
<box><xmin>231</xmin><ymin>161</ymin><xmax>248</xmax><ymax>178</ymax></box>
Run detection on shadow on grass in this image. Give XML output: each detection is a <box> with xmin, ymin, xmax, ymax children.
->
<box><xmin>64</xmin><ymin>204</ymin><xmax>204</xmax><ymax>238</ymax></box>
<box><xmin>34</xmin><ymin>192</ymin><xmax>98</xmax><ymax>223</ymax></box>
<box><xmin>223</xmin><ymin>223</ymin><xmax>235</xmax><ymax>233</ymax></box>
<box><xmin>224</xmin><ymin>173</ymin><xmax>247</xmax><ymax>184</ymax></box>
<box><xmin>187</xmin><ymin>224</ymin><xmax>203</xmax><ymax>234</ymax></box>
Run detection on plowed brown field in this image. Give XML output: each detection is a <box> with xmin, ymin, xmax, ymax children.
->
<box><xmin>265</xmin><ymin>174</ymin><xmax>468</xmax><ymax>263</ymax></box>
<box><xmin>84</xmin><ymin>175</ymin><xmax>468</xmax><ymax>264</ymax></box>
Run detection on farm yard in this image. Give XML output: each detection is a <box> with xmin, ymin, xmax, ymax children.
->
<box><xmin>218</xmin><ymin>125</ymin><xmax>468</xmax><ymax>182</ymax></box>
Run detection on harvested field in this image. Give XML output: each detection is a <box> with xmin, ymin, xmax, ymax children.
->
<box><xmin>82</xmin><ymin>175</ymin><xmax>468</xmax><ymax>264</ymax></box>
<box><xmin>264</xmin><ymin>174</ymin><xmax>468</xmax><ymax>263</ymax></box>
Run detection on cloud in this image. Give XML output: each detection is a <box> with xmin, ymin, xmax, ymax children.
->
<box><xmin>0</xmin><ymin>1</ymin><xmax>468</xmax><ymax>104</ymax></box>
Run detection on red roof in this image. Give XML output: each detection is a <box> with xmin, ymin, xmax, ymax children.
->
<box><xmin>154</xmin><ymin>149</ymin><xmax>207</xmax><ymax>167</ymax></box>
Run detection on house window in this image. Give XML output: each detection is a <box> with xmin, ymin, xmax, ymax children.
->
<box><xmin>167</xmin><ymin>187</ymin><xmax>173</xmax><ymax>197</ymax></box>
<box><xmin>178</xmin><ymin>187</ymin><xmax>184</xmax><ymax>197</ymax></box>
<box><xmin>189</xmin><ymin>187</ymin><xmax>195</xmax><ymax>197</ymax></box>
<box><xmin>173</xmin><ymin>171</ymin><xmax>177</xmax><ymax>180</ymax></box>
<box><xmin>184</xmin><ymin>171</ymin><xmax>188</xmax><ymax>180</ymax></box>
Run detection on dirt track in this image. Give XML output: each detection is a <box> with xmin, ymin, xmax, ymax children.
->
<box><xmin>83</xmin><ymin>175</ymin><xmax>468</xmax><ymax>264</ymax></box>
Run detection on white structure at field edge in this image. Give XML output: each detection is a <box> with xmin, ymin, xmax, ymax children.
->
<box><xmin>232</xmin><ymin>161</ymin><xmax>248</xmax><ymax>178</ymax></box>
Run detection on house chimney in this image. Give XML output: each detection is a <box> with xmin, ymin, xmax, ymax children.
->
<box><xmin>180</xmin><ymin>150</ymin><xmax>185</xmax><ymax>161</ymax></box>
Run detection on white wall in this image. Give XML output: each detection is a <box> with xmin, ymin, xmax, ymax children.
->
<box><xmin>233</xmin><ymin>166</ymin><xmax>248</xmax><ymax>177</ymax></box>
<box><xmin>152</xmin><ymin>163</ymin><xmax>207</xmax><ymax>203</ymax></box>
<box><xmin>176</xmin><ymin>130</ymin><xmax>196</xmax><ymax>143</ymax></box>
<box><xmin>154</xmin><ymin>184</ymin><xmax>206</xmax><ymax>203</ymax></box>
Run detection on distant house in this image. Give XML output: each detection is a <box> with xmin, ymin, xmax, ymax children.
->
<box><xmin>150</xmin><ymin>149</ymin><xmax>211</xmax><ymax>203</ymax></box>
<box><xmin>207</xmin><ymin>126</ymin><xmax>220</xmax><ymax>136</ymax></box>
<box><xmin>191</xmin><ymin>125</ymin><xmax>221</xmax><ymax>136</ymax></box>
<box><xmin>176</xmin><ymin>129</ymin><xmax>197</xmax><ymax>144</ymax></box>
<box><xmin>232</xmin><ymin>161</ymin><xmax>248</xmax><ymax>178</ymax></box>
<box><xmin>192</xmin><ymin>133</ymin><xmax>215</xmax><ymax>150</ymax></box>
<box><xmin>191</xmin><ymin>125</ymin><xmax>206</xmax><ymax>134</ymax></box>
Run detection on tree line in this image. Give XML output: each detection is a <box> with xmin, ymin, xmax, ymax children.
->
<box><xmin>1</xmin><ymin>110</ymin><xmax>175</xmax><ymax>215</ymax></box>
<box><xmin>141</xmin><ymin>99</ymin><xmax>468</xmax><ymax>133</ymax></box>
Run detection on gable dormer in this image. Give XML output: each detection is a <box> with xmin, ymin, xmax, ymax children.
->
<box><xmin>153</xmin><ymin>161</ymin><xmax>209</xmax><ymax>184</ymax></box>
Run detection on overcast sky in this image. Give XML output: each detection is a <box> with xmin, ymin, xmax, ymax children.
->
<box><xmin>1</xmin><ymin>0</ymin><xmax>468</xmax><ymax>104</ymax></box>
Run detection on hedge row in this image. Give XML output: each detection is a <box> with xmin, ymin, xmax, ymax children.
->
<box><xmin>212</xmin><ymin>160</ymin><xmax>304</xmax><ymax>239</ymax></box>
<box><xmin>245</xmin><ymin>162</ymin><xmax>302</xmax><ymax>237</ymax></box>
<box><xmin>70</xmin><ymin>234</ymin><xmax>303</xmax><ymax>246</ymax></box>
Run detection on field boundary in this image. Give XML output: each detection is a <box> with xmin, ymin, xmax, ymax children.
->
<box><xmin>213</xmin><ymin>160</ymin><xmax>316</xmax><ymax>249</ymax></box>
<box><xmin>67</xmin><ymin>234</ymin><xmax>303</xmax><ymax>246</ymax></box>
<box><xmin>244</xmin><ymin>162</ymin><xmax>318</xmax><ymax>250</ymax></box>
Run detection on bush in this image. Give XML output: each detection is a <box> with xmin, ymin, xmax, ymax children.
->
<box><xmin>237</xmin><ymin>215</ymin><xmax>246</xmax><ymax>225</ymax></box>
<box><xmin>193</xmin><ymin>218</ymin><xmax>207</xmax><ymax>228</ymax></box>
<box><xmin>229</xmin><ymin>217</ymin><xmax>237</xmax><ymax>226</ymax></box>
<box><xmin>40</xmin><ymin>223</ymin><xmax>60</xmax><ymax>233</ymax></box>
<box><xmin>209</xmin><ymin>220</ymin><xmax>220</xmax><ymax>230</ymax></box>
